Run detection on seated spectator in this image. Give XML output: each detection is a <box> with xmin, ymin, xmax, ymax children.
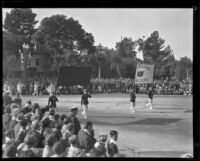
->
<box><xmin>51</xmin><ymin>141</ymin><xmax>64</xmax><ymax>157</ymax></box>
<box><xmin>87</xmin><ymin>143</ymin><xmax>107</xmax><ymax>157</ymax></box>
<box><xmin>18</xmin><ymin>135</ymin><xmax>36</xmax><ymax>157</ymax></box>
<box><xmin>3</xmin><ymin>106</ymin><xmax>12</xmax><ymax>133</ymax></box>
<box><xmin>12</xmin><ymin>92</ymin><xmax>22</xmax><ymax>107</ymax></box>
<box><xmin>42</xmin><ymin>134</ymin><xmax>56</xmax><ymax>157</ymax></box>
<box><xmin>107</xmin><ymin>130</ymin><xmax>119</xmax><ymax>157</ymax></box>
<box><xmin>78</xmin><ymin>121</ymin><xmax>96</xmax><ymax>153</ymax></box>
<box><xmin>94</xmin><ymin>133</ymin><xmax>108</xmax><ymax>149</ymax></box>
<box><xmin>3</xmin><ymin>143</ymin><xmax>17</xmax><ymax>158</ymax></box>
<box><xmin>65</xmin><ymin>135</ymin><xmax>83</xmax><ymax>157</ymax></box>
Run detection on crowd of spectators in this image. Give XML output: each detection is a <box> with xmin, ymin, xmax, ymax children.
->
<box><xmin>3</xmin><ymin>75</ymin><xmax>192</xmax><ymax>96</ymax></box>
<box><xmin>2</xmin><ymin>93</ymin><xmax>124</xmax><ymax>158</ymax></box>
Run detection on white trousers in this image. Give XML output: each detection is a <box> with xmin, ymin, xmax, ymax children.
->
<box><xmin>130</xmin><ymin>102</ymin><xmax>135</xmax><ymax>112</ymax></box>
<box><xmin>82</xmin><ymin>104</ymin><xmax>88</xmax><ymax>115</ymax></box>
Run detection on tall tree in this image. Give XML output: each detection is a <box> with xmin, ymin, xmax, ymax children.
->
<box><xmin>111</xmin><ymin>37</ymin><xmax>137</xmax><ymax>78</ymax></box>
<box><xmin>175</xmin><ymin>57</ymin><xmax>192</xmax><ymax>80</ymax></box>
<box><xmin>137</xmin><ymin>31</ymin><xmax>175</xmax><ymax>78</ymax></box>
<box><xmin>32</xmin><ymin>15</ymin><xmax>94</xmax><ymax>72</ymax></box>
<box><xmin>4</xmin><ymin>8</ymin><xmax>38</xmax><ymax>69</ymax></box>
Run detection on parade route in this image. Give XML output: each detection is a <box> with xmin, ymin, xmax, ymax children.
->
<box><xmin>21</xmin><ymin>94</ymin><xmax>193</xmax><ymax>157</ymax></box>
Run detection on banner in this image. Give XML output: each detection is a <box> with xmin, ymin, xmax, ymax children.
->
<box><xmin>135</xmin><ymin>64</ymin><xmax>155</xmax><ymax>84</ymax></box>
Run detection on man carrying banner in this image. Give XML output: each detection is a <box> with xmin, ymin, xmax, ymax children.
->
<box><xmin>135</xmin><ymin>64</ymin><xmax>155</xmax><ymax>110</ymax></box>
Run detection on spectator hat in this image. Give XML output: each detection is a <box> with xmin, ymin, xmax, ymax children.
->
<box><xmin>24</xmin><ymin>112</ymin><xmax>33</xmax><ymax>120</ymax></box>
<box><xmin>70</xmin><ymin>106</ymin><xmax>78</xmax><ymax>111</ymax></box>
<box><xmin>98</xmin><ymin>133</ymin><xmax>108</xmax><ymax>142</ymax></box>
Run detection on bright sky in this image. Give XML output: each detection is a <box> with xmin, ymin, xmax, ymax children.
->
<box><xmin>2</xmin><ymin>8</ymin><xmax>193</xmax><ymax>60</ymax></box>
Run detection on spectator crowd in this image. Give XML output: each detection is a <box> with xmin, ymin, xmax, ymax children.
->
<box><xmin>2</xmin><ymin>92</ymin><xmax>124</xmax><ymax>158</ymax></box>
<box><xmin>3</xmin><ymin>76</ymin><xmax>193</xmax><ymax>96</ymax></box>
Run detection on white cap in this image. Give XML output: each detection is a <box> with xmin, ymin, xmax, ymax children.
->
<box><xmin>70</xmin><ymin>106</ymin><xmax>78</xmax><ymax>110</ymax></box>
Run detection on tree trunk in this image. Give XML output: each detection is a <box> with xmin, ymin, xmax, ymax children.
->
<box><xmin>98</xmin><ymin>63</ymin><xmax>101</xmax><ymax>79</ymax></box>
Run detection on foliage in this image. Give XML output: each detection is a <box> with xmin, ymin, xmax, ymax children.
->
<box><xmin>32</xmin><ymin>14</ymin><xmax>94</xmax><ymax>71</ymax></box>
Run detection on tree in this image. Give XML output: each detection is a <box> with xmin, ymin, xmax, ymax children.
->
<box><xmin>110</xmin><ymin>37</ymin><xmax>137</xmax><ymax>78</ymax></box>
<box><xmin>175</xmin><ymin>57</ymin><xmax>192</xmax><ymax>80</ymax></box>
<box><xmin>137</xmin><ymin>31</ymin><xmax>175</xmax><ymax>78</ymax></box>
<box><xmin>3</xmin><ymin>8</ymin><xmax>38</xmax><ymax>69</ymax></box>
<box><xmin>32</xmin><ymin>14</ymin><xmax>94</xmax><ymax>73</ymax></box>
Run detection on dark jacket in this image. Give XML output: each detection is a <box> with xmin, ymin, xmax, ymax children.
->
<box><xmin>78</xmin><ymin>129</ymin><xmax>95</xmax><ymax>153</ymax></box>
<box><xmin>130</xmin><ymin>92</ymin><xmax>136</xmax><ymax>102</ymax></box>
<box><xmin>81</xmin><ymin>94</ymin><xmax>91</xmax><ymax>105</ymax></box>
<box><xmin>148</xmin><ymin>90</ymin><xmax>154</xmax><ymax>99</ymax></box>
<box><xmin>3</xmin><ymin>113</ymin><xmax>11</xmax><ymax>131</ymax></box>
<box><xmin>3</xmin><ymin>95</ymin><xmax>12</xmax><ymax>107</ymax></box>
<box><xmin>68</xmin><ymin>114</ymin><xmax>81</xmax><ymax>135</ymax></box>
<box><xmin>48</xmin><ymin>95</ymin><xmax>58</xmax><ymax>108</ymax></box>
<box><xmin>107</xmin><ymin>141</ymin><xmax>119</xmax><ymax>157</ymax></box>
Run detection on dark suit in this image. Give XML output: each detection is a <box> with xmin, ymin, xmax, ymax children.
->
<box><xmin>78</xmin><ymin>129</ymin><xmax>95</xmax><ymax>153</ymax></box>
<box><xmin>68</xmin><ymin>114</ymin><xmax>81</xmax><ymax>135</ymax></box>
<box><xmin>107</xmin><ymin>141</ymin><xmax>119</xmax><ymax>157</ymax></box>
<box><xmin>3</xmin><ymin>113</ymin><xmax>11</xmax><ymax>132</ymax></box>
<box><xmin>3</xmin><ymin>95</ymin><xmax>12</xmax><ymax>107</ymax></box>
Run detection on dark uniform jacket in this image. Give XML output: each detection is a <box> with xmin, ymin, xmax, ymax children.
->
<box><xmin>68</xmin><ymin>114</ymin><xmax>81</xmax><ymax>135</ymax></box>
<box><xmin>148</xmin><ymin>90</ymin><xmax>154</xmax><ymax>99</ymax></box>
<box><xmin>81</xmin><ymin>94</ymin><xmax>91</xmax><ymax>105</ymax></box>
<box><xmin>48</xmin><ymin>95</ymin><xmax>58</xmax><ymax>108</ymax></box>
<box><xmin>107</xmin><ymin>141</ymin><xmax>119</xmax><ymax>157</ymax></box>
<box><xmin>78</xmin><ymin>129</ymin><xmax>95</xmax><ymax>153</ymax></box>
<box><xmin>130</xmin><ymin>92</ymin><xmax>136</xmax><ymax>102</ymax></box>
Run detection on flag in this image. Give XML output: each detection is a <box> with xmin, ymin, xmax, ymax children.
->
<box><xmin>135</xmin><ymin>64</ymin><xmax>155</xmax><ymax>84</ymax></box>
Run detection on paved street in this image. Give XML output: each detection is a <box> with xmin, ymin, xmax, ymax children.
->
<box><xmin>21</xmin><ymin>94</ymin><xmax>193</xmax><ymax>157</ymax></box>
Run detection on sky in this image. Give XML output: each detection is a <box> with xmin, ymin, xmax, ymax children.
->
<box><xmin>2</xmin><ymin>8</ymin><xmax>193</xmax><ymax>60</ymax></box>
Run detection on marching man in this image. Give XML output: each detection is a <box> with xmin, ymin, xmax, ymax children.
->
<box><xmin>129</xmin><ymin>87</ymin><xmax>136</xmax><ymax>113</ymax></box>
<box><xmin>146</xmin><ymin>86</ymin><xmax>154</xmax><ymax>109</ymax></box>
<box><xmin>33</xmin><ymin>81</ymin><xmax>39</xmax><ymax>96</ymax></box>
<box><xmin>47</xmin><ymin>82</ymin><xmax>55</xmax><ymax>96</ymax></box>
<box><xmin>17</xmin><ymin>81</ymin><xmax>24</xmax><ymax>96</ymax></box>
<box><xmin>81</xmin><ymin>89</ymin><xmax>91</xmax><ymax>119</ymax></box>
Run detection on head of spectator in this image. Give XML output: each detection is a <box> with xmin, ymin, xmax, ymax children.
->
<box><xmin>27</xmin><ymin>100</ymin><xmax>32</xmax><ymax>105</ymax></box>
<box><xmin>16</xmin><ymin>113</ymin><xmax>24</xmax><ymax>123</ymax></box>
<box><xmin>109</xmin><ymin>130</ymin><xmax>118</xmax><ymax>142</ymax></box>
<box><xmin>92</xmin><ymin>143</ymin><xmax>106</xmax><ymax>157</ymax></box>
<box><xmin>4</xmin><ymin>130</ymin><xmax>14</xmax><ymax>144</ymax></box>
<box><xmin>54</xmin><ymin>114</ymin><xmax>60</xmax><ymax>122</ymax></box>
<box><xmin>44</xmin><ymin>128</ymin><xmax>53</xmax><ymax>139</ymax></box>
<box><xmin>68</xmin><ymin>135</ymin><xmax>78</xmax><ymax>147</ymax></box>
<box><xmin>24</xmin><ymin>135</ymin><xmax>36</xmax><ymax>148</ymax></box>
<box><xmin>52</xmin><ymin>142</ymin><xmax>64</xmax><ymax>157</ymax></box>
<box><xmin>31</xmin><ymin>120</ymin><xmax>40</xmax><ymax>131</ymax></box>
<box><xmin>60</xmin><ymin>114</ymin><xmax>67</xmax><ymax>123</ymax></box>
<box><xmin>84</xmin><ymin>121</ymin><xmax>93</xmax><ymax>134</ymax></box>
<box><xmin>33</xmin><ymin>103</ymin><xmax>40</xmax><ymax>113</ymax></box>
<box><xmin>3</xmin><ymin>143</ymin><xmax>17</xmax><ymax>158</ymax></box>
<box><xmin>12</xmin><ymin>107</ymin><xmax>20</xmax><ymax>118</ymax></box>
<box><xmin>20</xmin><ymin>118</ymin><xmax>28</xmax><ymax>129</ymax></box>
<box><xmin>41</xmin><ymin>117</ymin><xmax>51</xmax><ymax>129</ymax></box>
<box><xmin>70</xmin><ymin>106</ymin><xmax>78</xmax><ymax>116</ymax></box>
<box><xmin>45</xmin><ymin>134</ymin><xmax>56</xmax><ymax>148</ymax></box>
<box><xmin>98</xmin><ymin>133</ymin><xmax>108</xmax><ymax>143</ymax></box>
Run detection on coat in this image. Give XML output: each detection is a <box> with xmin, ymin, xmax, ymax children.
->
<box><xmin>78</xmin><ymin>129</ymin><xmax>95</xmax><ymax>153</ymax></box>
<box><xmin>107</xmin><ymin>141</ymin><xmax>119</xmax><ymax>157</ymax></box>
<box><xmin>68</xmin><ymin>114</ymin><xmax>81</xmax><ymax>135</ymax></box>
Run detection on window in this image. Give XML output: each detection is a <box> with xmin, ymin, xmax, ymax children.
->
<box><xmin>36</xmin><ymin>58</ymin><xmax>39</xmax><ymax>66</ymax></box>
